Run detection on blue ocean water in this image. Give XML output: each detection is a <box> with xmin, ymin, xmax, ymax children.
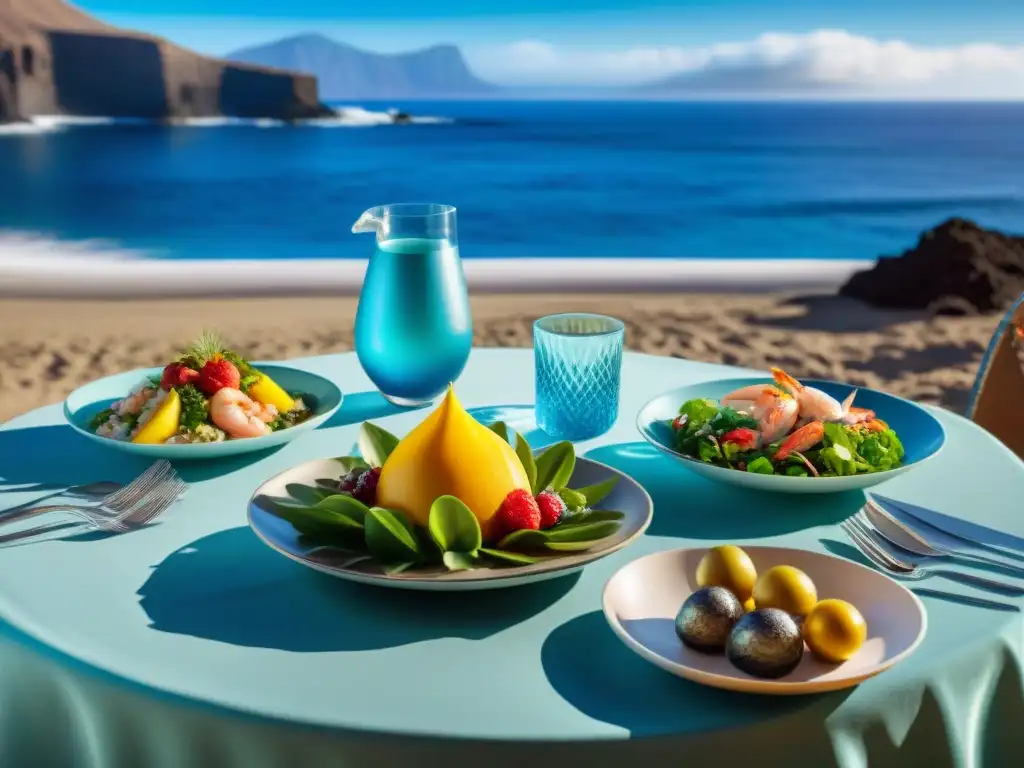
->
<box><xmin>0</xmin><ymin>101</ymin><xmax>1022</xmax><ymax>261</ymax></box>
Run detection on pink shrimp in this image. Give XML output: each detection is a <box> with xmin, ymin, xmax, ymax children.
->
<box><xmin>721</xmin><ymin>382</ymin><xmax>798</xmax><ymax>444</ymax></box>
<box><xmin>840</xmin><ymin>405</ymin><xmax>877</xmax><ymax>425</ymax></box>
<box><xmin>750</xmin><ymin>387</ymin><xmax>799</xmax><ymax>444</ymax></box>
<box><xmin>209</xmin><ymin>388</ymin><xmax>278</xmax><ymax>438</ymax></box>
<box><xmin>115</xmin><ymin>387</ymin><xmax>157</xmax><ymax>416</ymax></box>
<box><xmin>721</xmin><ymin>384</ymin><xmax>780</xmax><ymax>414</ymax></box>
<box><xmin>771</xmin><ymin>368</ymin><xmax>845</xmax><ymax>422</ymax></box>
<box><xmin>775</xmin><ymin>420</ymin><xmax>825</xmax><ymax>461</ymax></box>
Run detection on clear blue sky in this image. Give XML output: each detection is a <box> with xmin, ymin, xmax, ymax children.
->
<box><xmin>75</xmin><ymin>1</ymin><xmax>1024</xmax><ymax>94</ymax></box>
<box><xmin>78</xmin><ymin>0</ymin><xmax>1022</xmax><ymax>50</ymax></box>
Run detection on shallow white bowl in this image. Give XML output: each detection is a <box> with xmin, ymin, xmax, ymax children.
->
<box><xmin>603</xmin><ymin>545</ymin><xmax>927</xmax><ymax>695</ymax></box>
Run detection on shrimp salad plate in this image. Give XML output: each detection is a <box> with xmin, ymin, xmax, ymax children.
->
<box><xmin>637</xmin><ymin>368</ymin><xmax>945</xmax><ymax>493</ymax></box>
<box><xmin>63</xmin><ymin>332</ymin><xmax>343</xmax><ymax>459</ymax></box>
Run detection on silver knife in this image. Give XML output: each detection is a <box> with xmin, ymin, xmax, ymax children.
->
<box><xmin>861</xmin><ymin>504</ymin><xmax>1024</xmax><ymax>592</ymax></box>
<box><xmin>870</xmin><ymin>494</ymin><xmax>1024</xmax><ymax>561</ymax></box>
<box><xmin>868</xmin><ymin>495</ymin><xmax>1024</xmax><ymax>576</ymax></box>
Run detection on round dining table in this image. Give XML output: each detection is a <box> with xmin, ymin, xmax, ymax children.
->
<box><xmin>1</xmin><ymin>348</ymin><xmax>1022</xmax><ymax>768</ymax></box>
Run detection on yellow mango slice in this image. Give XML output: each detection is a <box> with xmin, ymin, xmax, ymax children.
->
<box><xmin>376</xmin><ymin>386</ymin><xmax>531</xmax><ymax>540</ymax></box>
<box><xmin>132</xmin><ymin>389</ymin><xmax>181</xmax><ymax>444</ymax></box>
<box><xmin>248</xmin><ymin>371</ymin><xmax>296</xmax><ymax>413</ymax></box>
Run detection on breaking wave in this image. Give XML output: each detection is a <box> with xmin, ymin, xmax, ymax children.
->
<box><xmin>0</xmin><ymin>106</ymin><xmax>451</xmax><ymax>136</ymax></box>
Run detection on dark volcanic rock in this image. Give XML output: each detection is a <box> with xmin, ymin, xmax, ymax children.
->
<box><xmin>839</xmin><ymin>218</ymin><xmax>1024</xmax><ymax>315</ymax></box>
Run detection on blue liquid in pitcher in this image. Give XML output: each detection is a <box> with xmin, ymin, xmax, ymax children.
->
<box><xmin>354</xmin><ymin>237</ymin><xmax>472</xmax><ymax>405</ymax></box>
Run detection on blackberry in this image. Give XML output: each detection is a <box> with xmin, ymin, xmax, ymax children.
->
<box><xmin>353</xmin><ymin>467</ymin><xmax>382</xmax><ymax>506</ymax></box>
<box><xmin>338</xmin><ymin>468</ymin><xmax>363</xmax><ymax>494</ymax></box>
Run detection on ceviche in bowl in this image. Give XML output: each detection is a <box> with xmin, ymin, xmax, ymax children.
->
<box><xmin>636</xmin><ymin>368</ymin><xmax>945</xmax><ymax>494</ymax></box>
<box><xmin>64</xmin><ymin>332</ymin><xmax>343</xmax><ymax>459</ymax></box>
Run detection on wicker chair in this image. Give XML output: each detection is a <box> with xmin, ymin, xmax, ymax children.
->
<box><xmin>967</xmin><ymin>293</ymin><xmax>1024</xmax><ymax>460</ymax></box>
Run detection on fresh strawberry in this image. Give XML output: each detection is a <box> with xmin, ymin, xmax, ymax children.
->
<box><xmin>353</xmin><ymin>467</ymin><xmax>381</xmax><ymax>506</ymax></box>
<box><xmin>494</xmin><ymin>488</ymin><xmax>541</xmax><ymax>539</ymax></box>
<box><xmin>535</xmin><ymin>491</ymin><xmax>566</xmax><ymax>529</ymax></box>
<box><xmin>160</xmin><ymin>362</ymin><xmax>200</xmax><ymax>391</ymax></box>
<box><xmin>197</xmin><ymin>358</ymin><xmax>241</xmax><ymax>396</ymax></box>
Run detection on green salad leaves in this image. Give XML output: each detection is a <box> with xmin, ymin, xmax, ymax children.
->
<box><xmin>177</xmin><ymin>384</ymin><xmax>208</xmax><ymax>432</ymax></box>
<box><xmin>670</xmin><ymin>398</ymin><xmax>904</xmax><ymax>477</ymax></box>
<box><xmin>264</xmin><ymin>421</ymin><xmax>625</xmax><ymax>575</ymax></box>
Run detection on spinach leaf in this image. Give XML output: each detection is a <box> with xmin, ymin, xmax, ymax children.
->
<box><xmin>819</xmin><ymin>444</ymin><xmax>858</xmax><ymax>476</ymax></box>
<box><xmin>746</xmin><ymin>456</ymin><xmax>775</xmax><ymax>474</ymax></box>
<box><xmin>708</xmin><ymin>406</ymin><xmax>759</xmax><ymax>435</ymax></box>
<box><xmin>677</xmin><ymin>398</ymin><xmax>719</xmax><ymax>433</ymax></box>
<box><xmin>696</xmin><ymin>436</ymin><xmax>722</xmax><ymax>463</ymax></box>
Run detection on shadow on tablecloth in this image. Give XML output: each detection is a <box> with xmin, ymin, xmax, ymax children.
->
<box><xmin>540</xmin><ymin>609</ymin><xmax>1014</xmax><ymax>765</ymax></box>
<box><xmin>137</xmin><ymin>525</ymin><xmax>580</xmax><ymax>653</ymax></box>
<box><xmin>0</xmin><ymin>423</ymin><xmax>286</xmax><ymax>496</ymax></box>
<box><xmin>584</xmin><ymin>442</ymin><xmax>864</xmax><ymax>539</ymax></box>
<box><xmin>317</xmin><ymin>389</ymin><xmax>426</xmax><ymax>432</ymax></box>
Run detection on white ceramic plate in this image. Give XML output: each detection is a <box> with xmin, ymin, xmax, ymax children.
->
<box><xmin>248</xmin><ymin>455</ymin><xmax>653</xmax><ymax>591</ymax></box>
<box><xmin>603</xmin><ymin>546</ymin><xmax>927</xmax><ymax>694</ymax></box>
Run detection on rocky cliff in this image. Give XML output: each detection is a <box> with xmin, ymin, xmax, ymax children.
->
<box><xmin>0</xmin><ymin>0</ymin><xmax>332</xmax><ymax>122</ymax></box>
<box><xmin>839</xmin><ymin>218</ymin><xmax>1024</xmax><ymax>315</ymax></box>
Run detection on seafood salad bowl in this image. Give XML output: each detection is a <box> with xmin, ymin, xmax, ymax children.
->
<box><xmin>64</xmin><ymin>333</ymin><xmax>343</xmax><ymax>459</ymax></box>
<box><xmin>636</xmin><ymin>368</ymin><xmax>945</xmax><ymax>494</ymax></box>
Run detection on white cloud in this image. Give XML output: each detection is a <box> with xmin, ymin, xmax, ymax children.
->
<box><xmin>469</xmin><ymin>30</ymin><xmax>1024</xmax><ymax>97</ymax></box>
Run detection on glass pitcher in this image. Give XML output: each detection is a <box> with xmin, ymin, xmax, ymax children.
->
<box><xmin>352</xmin><ymin>203</ymin><xmax>472</xmax><ymax>406</ymax></box>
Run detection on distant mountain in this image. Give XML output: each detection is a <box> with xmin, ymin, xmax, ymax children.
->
<box><xmin>226</xmin><ymin>34</ymin><xmax>495</xmax><ymax>100</ymax></box>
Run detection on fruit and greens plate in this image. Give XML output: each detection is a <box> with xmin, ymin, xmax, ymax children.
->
<box><xmin>248</xmin><ymin>387</ymin><xmax>653</xmax><ymax>590</ymax></box>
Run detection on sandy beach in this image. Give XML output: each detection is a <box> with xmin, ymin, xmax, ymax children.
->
<box><xmin>0</xmin><ymin>291</ymin><xmax>1001</xmax><ymax>423</ymax></box>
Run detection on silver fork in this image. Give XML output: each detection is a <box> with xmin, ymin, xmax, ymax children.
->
<box><xmin>0</xmin><ymin>461</ymin><xmax>176</xmax><ymax>531</ymax></box>
<box><xmin>5</xmin><ymin>473</ymin><xmax>187</xmax><ymax>540</ymax></box>
<box><xmin>1</xmin><ymin>463</ymin><xmax>175</xmax><ymax>517</ymax></box>
<box><xmin>105</xmin><ymin>475</ymin><xmax>187</xmax><ymax>531</ymax></box>
<box><xmin>841</xmin><ymin>516</ymin><xmax>1024</xmax><ymax>596</ymax></box>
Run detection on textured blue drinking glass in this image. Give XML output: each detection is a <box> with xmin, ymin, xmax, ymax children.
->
<box><xmin>534</xmin><ymin>313</ymin><xmax>625</xmax><ymax>441</ymax></box>
<box><xmin>352</xmin><ymin>204</ymin><xmax>472</xmax><ymax>406</ymax></box>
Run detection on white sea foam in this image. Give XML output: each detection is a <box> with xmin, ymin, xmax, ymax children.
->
<box><xmin>0</xmin><ymin>115</ymin><xmax>137</xmax><ymax>136</ymax></box>
<box><xmin>0</xmin><ymin>121</ymin><xmax>57</xmax><ymax>135</ymax></box>
<box><xmin>408</xmin><ymin>115</ymin><xmax>454</xmax><ymax>125</ymax></box>
<box><xmin>0</xmin><ymin>107</ymin><xmax>449</xmax><ymax>136</ymax></box>
<box><xmin>0</xmin><ymin>230</ymin><xmax>869</xmax><ymax>298</ymax></box>
<box><xmin>312</xmin><ymin>106</ymin><xmax>453</xmax><ymax>127</ymax></box>
<box><xmin>169</xmin><ymin>116</ymin><xmax>286</xmax><ymax>128</ymax></box>
<box><xmin>33</xmin><ymin>115</ymin><xmax>118</xmax><ymax>128</ymax></box>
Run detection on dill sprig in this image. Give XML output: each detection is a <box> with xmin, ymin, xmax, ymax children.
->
<box><xmin>176</xmin><ymin>330</ymin><xmax>254</xmax><ymax>375</ymax></box>
<box><xmin>182</xmin><ymin>330</ymin><xmax>227</xmax><ymax>367</ymax></box>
